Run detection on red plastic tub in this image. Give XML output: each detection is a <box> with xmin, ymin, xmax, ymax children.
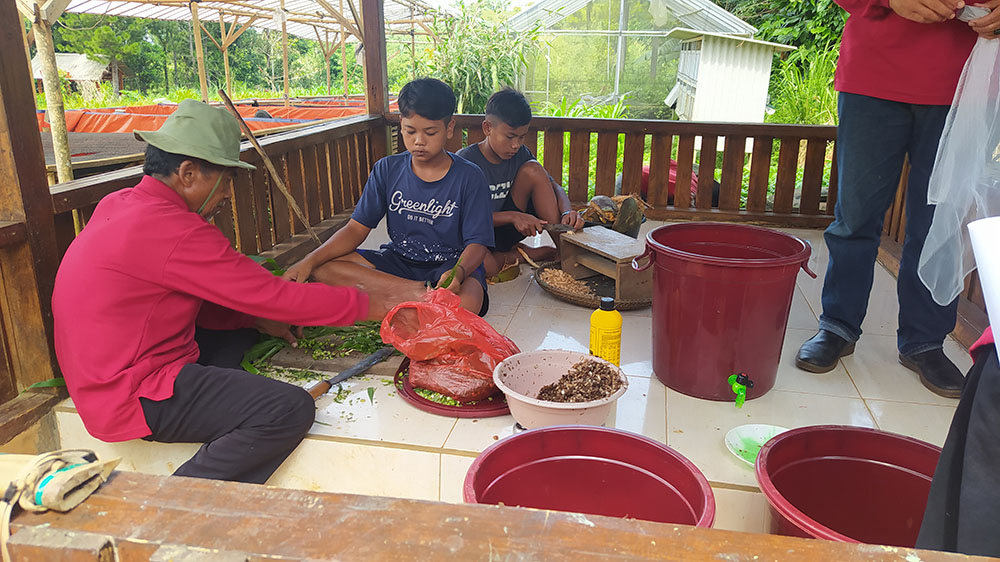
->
<box><xmin>756</xmin><ymin>425</ymin><xmax>941</xmax><ymax>546</ymax></box>
<box><xmin>464</xmin><ymin>425</ymin><xmax>715</xmax><ymax>526</ymax></box>
<box><xmin>633</xmin><ymin>223</ymin><xmax>814</xmax><ymax>401</ymax></box>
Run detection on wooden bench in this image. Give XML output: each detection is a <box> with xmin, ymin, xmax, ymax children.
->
<box><xmin>8</xmin><ymin>471</ymin><xmax>990</xmax><ymax>561</ymax></box>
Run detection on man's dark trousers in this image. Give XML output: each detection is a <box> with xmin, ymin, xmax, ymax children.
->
<box><xmin>140</xmin><ymin>328</ymin><xmax>315</xmax><ymax>484</ymax></box>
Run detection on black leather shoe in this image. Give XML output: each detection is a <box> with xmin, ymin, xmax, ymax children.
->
<box><xmin>795</xmin><ymin>330</ymin><xmax>856</xmax><ymax>373</ymax></box>
<box><xmin>899</xmin><ymin>349</ymin><xmax>964</xmax><ymax>399</ymax></box>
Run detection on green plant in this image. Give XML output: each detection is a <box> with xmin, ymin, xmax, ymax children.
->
<box><xmin>767</xmin><ymin>45</ymin><xmax>839</xmax><ymax>126</ymax></box>
<box><xmin>418</xmin><ymin>0</ymin><xmax>541</xmax><ymax>113</ymax></box>
<box><xmin>716</xmin><ymin>0</ymin><xmax>846</xmax><ymax>51</ymax></box>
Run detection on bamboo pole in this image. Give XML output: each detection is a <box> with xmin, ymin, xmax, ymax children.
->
<box><xmin>31</xmin><ymin>10</ymin><xmax>70</xmax><ymax>185</ymax></box>
<box><xmin>190</xmin><ymin>2</ymin><xmax>209</xmax><ymax>102</ymax></box>
<box><xmin>218</xmin><ymin>90</ymin><xmax>320</xmax><ymax>244</ymax></box>
<box><xmin>220</xmin><ymin>11</ymin><xmax>232</xmax><ymax>94</ymax></box>
<box><xmin>280</xmin><ymin>0</ymin><xmax>289</xmax><ymax>107</ymax></box>
<box><xmin>325</xmin><ymin>30</ymin><xmax>332</xmax><ymax>95</ymax></box>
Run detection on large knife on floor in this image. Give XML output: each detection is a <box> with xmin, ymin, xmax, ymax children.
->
<box><xmin>307</xmin><ymin>346</ymin><xmax>396</xmax><ymax>399</ymax></box>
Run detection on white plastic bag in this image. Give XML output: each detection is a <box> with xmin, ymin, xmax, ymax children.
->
<box><xmin>918</xmin><ymin>37</ymin><xmax>1000</xmax><ymax>306</ymax></box>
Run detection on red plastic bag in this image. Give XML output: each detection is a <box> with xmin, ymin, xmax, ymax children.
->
<box><xmin>380</xmin><ymin>289</ymin><xmax>520</xmax><ymax>402</ymax></box>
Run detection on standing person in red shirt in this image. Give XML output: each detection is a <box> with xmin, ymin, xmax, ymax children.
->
<box><xmin>795</xmin><ymin>0</ymin><xmax>994</xmax><ymax>398</ymax></box>
<box><xmin>52</xmin><ymin>100</ymin><xmax>417</xmax><ymax>484</ymax></box>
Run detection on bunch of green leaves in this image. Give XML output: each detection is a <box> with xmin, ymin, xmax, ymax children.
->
<box><xmin>766</xmin><ymin>45</ymin><xmax>839</xmax><ymax>126</ymax></box>
<box><xmin>241</xmin><ymin>322</ymin><xmax>387</xmax><ymax>374</ymax></box>
<box><xmin>418</xmin><ymin>0</ymin><xmax>541</xmax><ymax>113</ymax></box>
<box><xmin>716</xmin><ymin>0</ymin><xmax>846</xmax><ymax>51</ymax></box>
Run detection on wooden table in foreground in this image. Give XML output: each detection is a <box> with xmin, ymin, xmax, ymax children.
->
<box><xmin>8</xmin><ymin>472</ymin><xmax>991</xmax><ymax>561</ymax></box>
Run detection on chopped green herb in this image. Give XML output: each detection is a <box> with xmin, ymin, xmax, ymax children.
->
<box><xmin>367</xmin><ymin>387</ymin><xmax>375</xmax><ymax>404</ymax></box>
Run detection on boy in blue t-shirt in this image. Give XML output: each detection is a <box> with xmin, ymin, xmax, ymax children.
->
<box><xmin>283</xmin><ymin>78</ymin><xmax>494</xmax><ymax>316</ymax></box>
<box><xmin>457</xmin><ymin>88</ymin><xmax>584</xmax><ymax>277</ymax></box>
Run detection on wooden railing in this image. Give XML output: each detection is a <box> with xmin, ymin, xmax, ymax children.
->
<box><xmin>47</xmin><ymin>113</ymin><xmax>988</xmax><ymax>348</ymax></box>
<box><xmin>880</xmin><ymin>163</ymin><xmax>990</xmax><ymax>348</ymax></box>
<box><xmin>49</xmin><ymin>115</ymin><xmax>388</xmax><ymax>263</ymax></box>
<box><xmin>390</xmin><ymin>114</ymin><xmax>839</xmax><ymax>228</ymax></box>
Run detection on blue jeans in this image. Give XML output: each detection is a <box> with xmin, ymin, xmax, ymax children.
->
<box><xmin>819</xmin><ymin>92</ymin><xmax>958</xmax><ymax>356</ymax></box>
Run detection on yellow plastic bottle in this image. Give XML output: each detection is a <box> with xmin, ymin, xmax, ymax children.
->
<box><xmin>590</xmin><ymin>297</ymin><xmax>622</xmax><ymax>366</ymax></box>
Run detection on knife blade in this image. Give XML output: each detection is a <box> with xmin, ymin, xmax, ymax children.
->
<box><xmin>307</xmin><ymin>346</ymin><xmax>396</xmax><ymax>399</ymax></box>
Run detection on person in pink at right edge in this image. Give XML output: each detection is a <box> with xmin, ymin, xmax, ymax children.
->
<box><xmin>795</xmin><ymin>0</ymin><xmax>1000</xmax><ymax>399</ymax></box>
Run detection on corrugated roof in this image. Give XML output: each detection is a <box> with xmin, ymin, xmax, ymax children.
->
<box><xmin>30</xmin><ymin>53</ymin><xmax>134</xmax><ymax>81</ymax></box>
<box><xmin>510</xmin><ymin>0</ymin><xmax>755</xmax><ymax>36</ymax></box>
<box><xmin>666</xmin><ymin>27</ymin><xmax>792</xmax><ymax>51</ymax></box>
<box><xmin>62</xmin><ymin>0</ymin><xmax>437</xmax><ymax>41</ymax></box>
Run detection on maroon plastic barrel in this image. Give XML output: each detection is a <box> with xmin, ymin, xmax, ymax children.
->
<box><xmin>632</xmin><ymin>223</ymin><xmax>814</xmax><ymax>401</ymax></box>
<box><xmin>464</xmin><ymin>425</ymin><xmax>715</xmax><ymax>526</ymax></box>
<box><xmin>756</xmin><ymin>425</ymin><xmax>941</xmax><ymax>546</ymax></box>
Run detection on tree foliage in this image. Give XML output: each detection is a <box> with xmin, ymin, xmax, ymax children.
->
<box><xmin>716</xmin><ymin>0</ymin><xmax>846</xmax><ymax>51</ymax></box>
<box><xmin>418</xmin><ymin>0</ymin><xmax>540</xmax><ymax>113</ymax></box>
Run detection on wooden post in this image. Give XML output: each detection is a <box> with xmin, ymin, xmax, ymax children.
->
<box><xmin>325</xmin><ymin>30</ymin><xmax>332</xmax><ymax>95</ymax></box>
<box><xmin>219</xmin><ymin>11</ymin><xmax>231</xmax><ymax>95</ymax></box>
<box><xmin>0</xmin><ymin>0</ymin><xmax>62</xmax><ymax>389</ymax></box>
<box><xmin>31</xmin><ymin>9</ymin><xmax>71</xmax><ymax>185</ymax></box>
<box><xmin>280</xmin><ymin>0</ymin><xmax>289</xmax><ymax>107</ymax></box>
<box><xmin>361</xmin><ymin>0</ymin><xmax>387</xmax><ymax>116</ymax></box>
<box><xmin>361</xmin><ymin>0</ymin><xmax>388</xmax><ymax>162</ymax></box>
<box><xmin>340</xmin><ymin>0</ymin><xmax>348</xmax><ymax>97</ymax></box>
<box><xmin>190</xmin><ymin>1</ymin><xmax>209</xmax><ymax>102</ymax></box>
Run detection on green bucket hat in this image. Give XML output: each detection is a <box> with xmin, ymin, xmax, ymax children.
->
<box><xmin>135</xmin><ymin>99</ymin><xmax>255</xmax><ymax>170</ymax></box>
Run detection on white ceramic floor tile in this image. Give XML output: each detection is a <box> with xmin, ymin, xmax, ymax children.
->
<box><xmin>444</xmin><ymin>414</ymin><xmax>517</xmax><ymax>454</ymax></box>
<box><xmin>268</xmin><ymin>439</ymin><xmax>440</xmax><ymax>500</ymax></box>
<box><xmin>440</xmin><ymin>454</ymin><xmax>476</xmax><ymax>504</ymax></box>
<box><xmin>358</xmin><ymin>218</ymin><xmax>391</xmax><ymax>250</ymax></box>
<box><xmin>485</xmin><ymin>265</ymin><xmax>533</xmax><ymax>308</ymax></box>
<box><xmin>786</xmin><ymin>287</ymin><xmax>818</xmax><ymax>331</ymax></box>
<box><xmin>312</xmin><ymin>374</ymin><xmax>458</xmax><ymax>448</ymax></box>
<box><xmin>483</xmin><ymin>304</ymin><xmax>517</xmax><ymax>336</ymax></box>
<box><xmin>711</xmin><ymin>488</ymin><xmax>769</xmax><ymax>534</ymax></box>
<box><xmin>504</xmin><ymin>306</ymin><xmax>654</xmax><ymax>378</ymax></box>
<box><xmin>57</xmin><ymin>411</ymin><xmax>198</xmax><ymax>475</ymax></box>
<box><xmin>666</xmin><ymin>388</ymin><xmax>875</xmax><ymax>488</ymax></box>
<box><xmin>772</xmin><ymin>329</ymin><xmax>860</xmax><ymax>398</ymax></box>
<box><xmin>866</xmin><ymin>400</ymin><xmax>957</xmax><ymax>448</ymax></box>
<box><xmin>518</xmin><ymin>277</ymin><xmax>590</xmax><ymax>312</ymax></box>
<box><xmin>607</xmin><ymin>375</ymin><xmax>667</xmax><ymax>443</ymax></box>
<box><xmin>842</xmin><ymin>334</ymin><xmax>967</xmax><ymax>406</ymax></box>
<box><xmin>859</xmin><ymin>287</ymin><xmax>899</xmax><ymax>337</ymax></box>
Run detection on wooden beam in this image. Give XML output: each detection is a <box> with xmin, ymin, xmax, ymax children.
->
<box><xmin>314</xmin><ymin>0</ymin><xmax>362</xmax><ymax>39</ymax></box>
<box><xmin>346</xmin><ymin>0</ymin><xmax>362</xmax><ymax>39</ymax></box>
<box><xmin>10</xmin><ymin>471</ymin><xmax>991</xmax><ymax>562</ymax></box>
<box><xmin>361</xmin><ymin>0</ymin><xmax>387</xmax><ymax>116</ymax></box>
<box><xmin>0</xmin><ymin>222</ymin><xmax>27</xmax><ymax>250</ymax></box>
<box><xmin>341</xmin><ymin>0</ymin><xmax>348</xmax><ymax>97</ymax></box>
<box><xmin>38</xmin><ymin>0</ymin><xmax>72</xmax><ymax>22</ymax></box>
<box><xmin>0</xmin><ymin>390</ymin><xmax>64</xmax><ymax>446</ymax></box>
<box><xmin>281</xmin><ymin>0</ymin><xmax>289</xmax><ymax>107</ymax></box>
<box><xmin>219</xmin><ymin>11</ymin><xmax>231</xmax><ymax>94</ymax></box>
<box><xmin>224</xmin><ymin>15</ymin><xmax>258</xmax><ymax>47</ymax></box>
<box><xmin>190</xmin><ymin>1</ymin><xmax>209</xmax><ymax>102</ymax></box>
<box><xmin>0</xmin><ymin>0</ymin><xmax>62</xmax><ymax>389</ymax></box>
<box><xmin>198</xmin><ymin>21</ymin><xmax>223</xmax><ymax>51</ymax></box>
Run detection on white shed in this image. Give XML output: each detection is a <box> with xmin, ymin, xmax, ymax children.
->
<box><xmin>666</xmin><ymin>28</ymin><xmax>793</xmax><ymax>123</ymax></box>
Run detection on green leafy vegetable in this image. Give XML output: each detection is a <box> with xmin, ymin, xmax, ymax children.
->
<box><xmin>437</xmin><ymin>257</ymin><xmax>463</xmax><ymax>289</ymax></box>
<box><xmin>367</xmin><ymin>387</ymin><xmax>375</xmax><ymax>404</ymax></box>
